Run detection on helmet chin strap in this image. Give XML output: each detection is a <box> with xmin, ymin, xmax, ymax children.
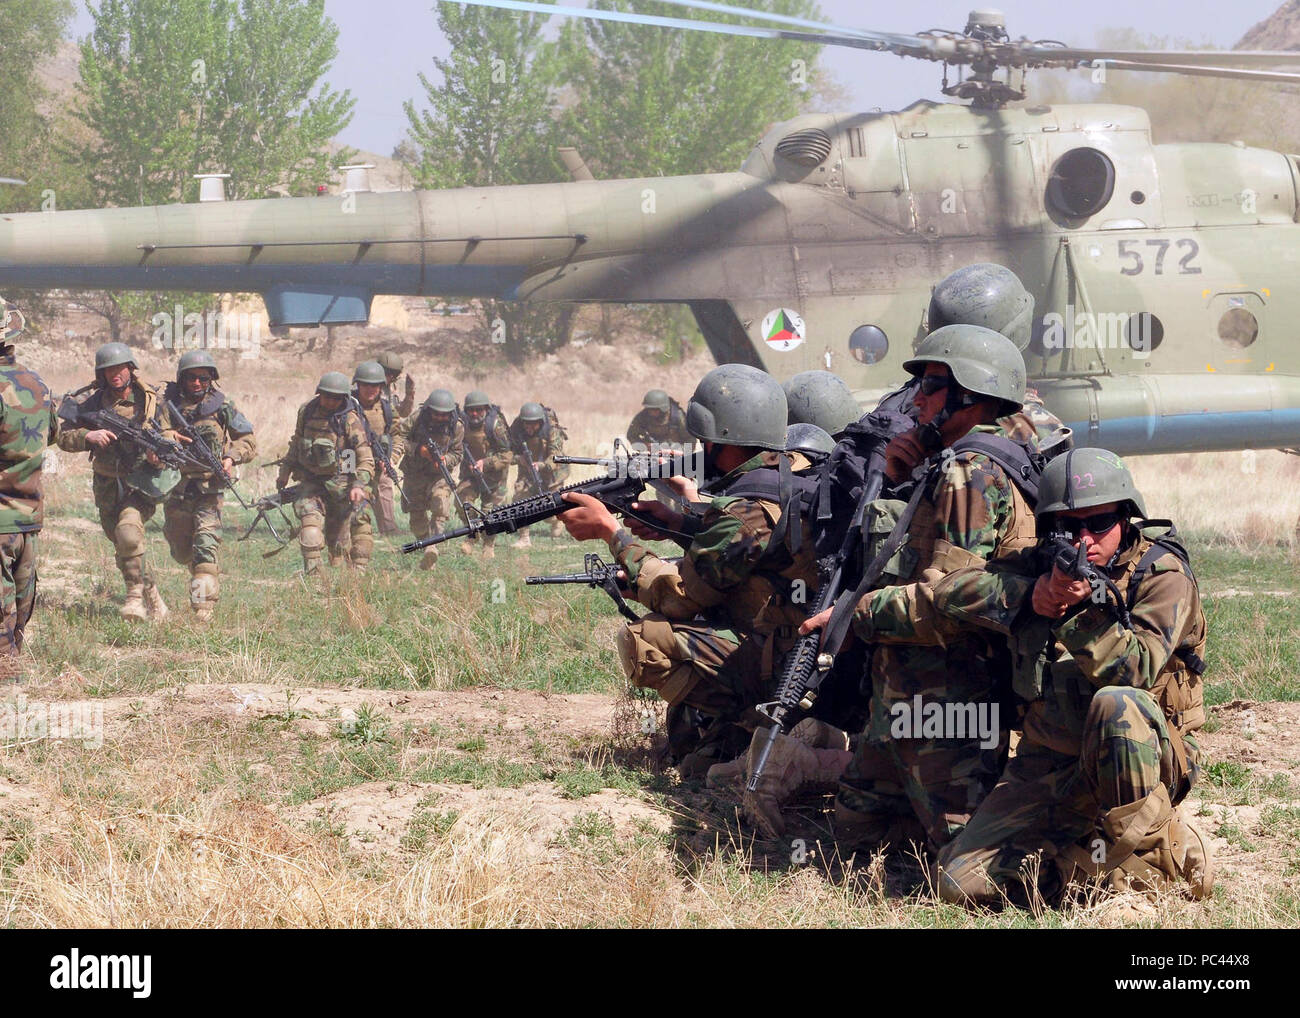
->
<box><xmin>917</xmin><ymin>380</ymin><xmax>976</xmax><ymax>452</ymax></box>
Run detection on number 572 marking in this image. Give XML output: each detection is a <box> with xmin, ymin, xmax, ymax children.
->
<box><xmin>1118</xmin><ymin>238</ymin><xmax>1202</xmax><ymax>275</ymax></box>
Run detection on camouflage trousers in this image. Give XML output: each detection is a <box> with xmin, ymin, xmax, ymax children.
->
<box><xmin>456</xmin><ymin>469</ymin><xmax>508</xmax><ymax>547</ymax></box>
<box><xmin>404</xmin><ymin>471</ymin><xmax>455</xmax><ymax>542</ymax></box>
<box><xmin>293</xmin><ymin>482</ymin><xmax>373</xmax><ymax>572</ymax></box>
<box><xmin>936</xmin><ymin>685</ymin><xmax>1198</xmax><ymax>904</ymax></box>
<box><xmin>92</xmin><ymin>473</ymin><xmax>158</xmax><ymax>588</ymax></box>
<box><xmin>617</xmin><ymin>615</ymin><xmax>775</xmax><ymax>763</ymax></box>
<box><xmin>373</xmin><ymin>470</ymin><xmax>399</xmax><ymax>535</ymax></box>
<box><xmin>0</xmin><ymin>531</ymin><xmax>38</xmax><ymax>659</ymax></box>
<box><xmin>835</xmin><ymin>652</ymin><xmax>1009</xmax><ymax>853</ymax></box>
<box><xmin>163</xmin><ymin>484</ymin><xmax>225</xmax><ymax>611</ymax></box>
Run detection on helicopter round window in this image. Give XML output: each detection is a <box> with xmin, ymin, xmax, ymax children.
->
<box><xmin>1124</xmin><ymin>313</ymin><xmax>1164</xmax><ymax>354</ymax></box>
<box><xmin>1046</xmin><ymin>148</ymin><xmax>1116</xmax><ymax>218</ymax></box>
<box><xmin>1217</xmin><ymin>307</ymin><xmax>1258</xmax><ymax>348</ymax></box>
<box><xmin>849</xmin><ymin>325</ymin><xmax>888</xmax><ymax>364</ymax></box>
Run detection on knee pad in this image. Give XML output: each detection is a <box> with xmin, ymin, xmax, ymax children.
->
<box><xmin>114</xmin><ymin>517</ymin><xmax>146</xmax><ymax>559</ymax></box>
<box><xmin>299</xmin><ymin>524</ymin><xmax>325</xmax><ymax>552</ymax></box>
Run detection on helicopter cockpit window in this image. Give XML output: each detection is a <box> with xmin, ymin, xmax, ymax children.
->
<box><xmin>1218</xmin><ymin>307</ymin><xmax>1259</xmax><ymax>348</ymax></box>
<box><xmin>849</xmin><ymin>325</ymin><xmax>889</xmax><ymax>364</ymax></box>
<box><xmin>1047</xmin><ymin>148</ymin><xmax>1116</xmax><ymax>219</ymax></box>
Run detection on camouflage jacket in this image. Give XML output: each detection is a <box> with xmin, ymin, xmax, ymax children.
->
<box><xmin>396</xmin><ymin>407</ymin><xmax>464</xmax><ymax>478</ymax></box>
<box><xmin>999</xmin><ymin>389</ymin><xmax>1066</xmax><ymax>448</ymax></box>
<box><xmin>279</xmin><ymin>396</ymin><xmax>374</xmax><ymax>491</ymax></box>
<box><xmin>161</xmin><ymin>382</ymin><xmax>257</xmax><ymax>486</ymax></box>
<box><xmin>353</xmin><ymin>391</ymin><xmax>398</xmax><ymax>466</ymax></box>
<box><xmin>848</xmin><ymin>418</ymin><xmax>1040</xmax><ymax>703</ymax></box>
<box><xmin>460</xmin><ymin>405</ymin><xmax>512</xmax><ymax>476</ymax></box>
<box><xmin>627</xmin><ymin>403</ymin><xmax>694</xmax><ymax>449</ymax></box>
<box><xmin>607</xmin><ymin>451</ymin><xmax>819</xmax><ymax>644</ymax></box>
<box><xmin>0</xmin><ymin>353</ymin><xmax>58</xmax><ymax>533</ymax></box>
<box><xmin>56</xmin><ymin>377</ymin><xmax>175</xmax><ymax>479</ymax></box>
<box><xmin>858</xmin><ymin>529</ymin><xmax>1207</xmax><ymax>755</ymax></box>
<box><xmin>508</xmin><ymin>410</ymin><xmax>568</xmax><ymax>484</ymax></box>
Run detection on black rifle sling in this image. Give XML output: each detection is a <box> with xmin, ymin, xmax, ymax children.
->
<box><xmin>947</xmin><ymin>432</ymin><xmax>1044</xmax><ymax>505</ymax></box>
<box><xmin>1124</xmin><ymin>520</ymin><xmax>1206</xmax><ymax>677</ymax></box>
<box><xmin>818</xmin><ymin>477</ymin><xmax>929</xmax><ymax>662</ymax></box>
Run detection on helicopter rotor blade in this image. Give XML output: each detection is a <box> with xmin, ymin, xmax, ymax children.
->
<box><xmin>1075</xmin><ymin>59</ymin><xmax>1300</xmax><ymax>84</ymax></box>
<box><xmin>442</xmin><ymin>0</ymin><xmax>936</xmax><ymax>55</ymax></box>
<box><xmin>633</xmin><ymin>0</ymin><xmax>919</xmax><ymax>46</ymax></box>
<box><xmin>1018</xmin><ymin>44</ymin><xmax>1300</xmax><ymax>68</ymax></box>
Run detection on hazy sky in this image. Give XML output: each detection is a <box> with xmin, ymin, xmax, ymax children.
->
<box><xmin>69</xmin><ymin>1</ymin><xmax>1291</xmax><ymax>157</ymax></box>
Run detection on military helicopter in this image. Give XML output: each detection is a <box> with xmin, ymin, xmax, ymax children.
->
<box><xmin>4</xmin><ymin>2</ymin><xmax>1300</xmax><ymax>456</ymax></box>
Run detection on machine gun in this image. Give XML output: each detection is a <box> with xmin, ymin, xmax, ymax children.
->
<box><xmin>237</xmin><ymin>482</ymin><xmax>304</xmax><ymax>554</ymax></box>
<box><xmin>401</xmin><ymin>446</ymin><xmax>699</xmax><ymax>553</ymax></box>
<box><xmin>526</xmin><ymin>553</ymin><xmax>639</xmax><ymax>622</ymax></box>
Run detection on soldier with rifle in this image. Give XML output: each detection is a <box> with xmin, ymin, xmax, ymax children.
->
<box><xmin>508</xmin><ymin>402</ymin><xmax>569</xmax><ymax>548</ymax></box>
<box><xmin>160</xmin><ymin>350</ymin><xmax>257</xmax><ymax>621</ymax></box>
<box><xmin>57</xmin><ymin>343</ymin><xmax>185</xmax><ymax>621</ymax></box>
<box><xmin>455</xmin><ymin>390</ymin><xmax>513</xmax><ymax>559</ymax></box>
<box><xmin>351</xmin><ymin>360</ymin><xmax>404</xmax><ymax>536</ymax></box>
<box><xmin>274</xmin><ymin>373</ymin><xmax>374</xmax><ymax>576</ymax></box>
<box><xmin>394</xmin><ymin>389</ymin><xmax>464</xmax><ymax>570</ymax></box>
<box><xmin>556</xmin><ymin>364</ymin><xmax>824</xmax><ymax>775</ymax></box>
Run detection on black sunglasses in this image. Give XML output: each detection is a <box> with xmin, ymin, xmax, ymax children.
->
<box><xmin>1054</xmin><ymin>510</ymin><xmax>1124</xmax><ymax>539</ymax></box>
<box><xmin>918</xmin><ymin>374</ymin><xmax>951</xmax><ymax>395</ymax></box>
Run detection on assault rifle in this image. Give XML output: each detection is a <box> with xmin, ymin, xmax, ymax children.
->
<box><xmin>747</xmin><ymin>414</ymin><xmax>910</xmax><ymax>792</ymax></box>
<box><xmin>351</xmin><ymin>396</ymin><xmax>408</xmax><ymax>506</ymax></box>
<box><xmin>1041</xmin><ymin>531</ymin><xmax>1132</xmax><ymax>628</ymax></box>
<box><xmin>526</xmin><ymin>553</ymin><xmax>639</xmax><ymax>622</ymax></box>
<box><xmin>65</xmin><ymin>406</ymin><xmax>209</xmax><ymax>472</ymax></box>
<box><xmin>401</xmin><ymin>446</ymin><xmax>700</xmax><ymax>553</ymax></box>
<box><xmin>461</xmin><ymin>440</ymin><xmax>494</xmax><ymax>499</ymax></box>
<box><xmin>238</xmin><ymin>482</ymin><xmax>304</xmax><ymax>553</ymax></box>
<box><xmin>513</xmin><ymin>435</ymin><xmax>548</xmax><ymax>496</ymax></box>
<box><xmin>164</xmin><ymin>400</ymin><xmax>252</xmax><ymax>512</ymax></box>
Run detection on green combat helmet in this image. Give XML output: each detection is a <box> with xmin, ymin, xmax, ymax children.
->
<box><xmin>177</xmin><ymin>349</ymin><xmax>219</xmax><ymax>380</ymax></box>
<box><xmin>519</xmin><ymin>401</ymin><xmax>546</xmax><ymax>422</ymax></box>
<box><xmin>95</xmin><ymin>342</ymin><xmax>138</xmax><ymax>373</ymax></box>
<box><xmin>685</xmin><ymin>363</ymin><xmax>787</xmax><ymax>450</ymax></box>
<box><xmin>783</xmin><ymin>370</ymin><xmax>860</xmax><ymax>436</ymax></box>
<box><xmin>316</xmin><ymin>371</ymin><xmax>351</xmax><ymax>396</ymax></box>
<box><xmin>377</xmin><ymin>352</ymin><xmax>404</xmax><ymax>374</ymax></box>
<box><xmin>785</xmin><ymin>423</ymin><xmax>835</xmax><ymax>461</ymax></box>
<box><xmin>464</xmin><ymin>390</ymin><xmax>491</xmax><ymax>409</ymax></box>
<box><xmin>903</xmin><ymin>324</ymin><xmax>1026</xmax><ymax>414</ymax></box>
<box><xmin>642</xmin><ymin>389</ymin><xmax>671</xmax><ymax>412</ymax></box>
<box><xmin>425</xmin><ymin>389</ymin><xmax>457</xmax><ymax>413</ymax></box>
<box><xmin>1037</xmin><ymin>447</ymin><xmax>1147</xmax><ymax>520</ymax></box>
<box><xmin>928</xmin><ymin>263</ymin><xmax>1035</xmax><ymax>351</ymax></box>
<box><xmin>353</xmin><ymin>360</ymin><xmax>386</xmax><ymax>385</ymax></box>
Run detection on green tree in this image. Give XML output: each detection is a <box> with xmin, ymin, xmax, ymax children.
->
<box><xmin>404</xmin><ymin>4</ymin><xmax>573</xmax><ymax>364</ymax></box>
<box><xmin>74</xmin><ymin>0</ymin><xmax>355</xmax><ymax>206</ymax></box>
<box><xmin>0</xmin><ymin>0</ymin><xmax>74</xmax><ymax>205</ymax></box>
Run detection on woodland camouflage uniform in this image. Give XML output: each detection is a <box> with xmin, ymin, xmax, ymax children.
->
<box><xmin>57</xmin><ymin>351</ymin><xmax>177</xmax><ymax>620</ymax></box>
<box><xmin>610</xmin><ymin>449</ymin><xmax>820</xmax><ymax>769</ymax></box>
<box><xmin>161</xmin><ymin>369</ymin><xmax>256</xmax><ymax>618</ymax></box>
<box><xmin>455</xmin><ymin>395</ymin><xmax>513</xmax><ymax>556</ymax></box>
<box><xmin>352</xmin><ymin>367</ymin><xmax>403</xmax><ymax>537</ymax></box>
<box><xmin>276</xmin><ymin>386</ymin><xmax>375</xmax><ymax>574</ymax></box>
<box><xmin>509</xmin><ymin>405</ymin><xmax>568</xmax><ymax>542</ymax></box>
<box><xmin>0</xmin><ymin>301</ymin><xmax>58</xmax><ymax>668</ymax></box>
<box><xmin>395</xmin><ymin>397</ymin><xmax>464</xmax><ymax>567</ymax></box>
<box><xmin>834</xmin><ymin>418</ymin><xmax>1040</xmax><ymax>851</ymax></box>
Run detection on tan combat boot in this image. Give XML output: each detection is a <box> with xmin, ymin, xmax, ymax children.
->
<box><xmin>549</xmin><ymin>519</ymin><xmax>565</xmax><ymax>540</ymax></box>
<box><xmin>480</xmin><ymin>535</ymin><xmax>496</xmax><ymax>560</ymax></box>
<box><xmin>120</xmin><ymin>584</ymin><xmax>148</xmax><ymax>622</ymax></box>
<box><xmin>512</xmin><ymin>530</ymin><xmax>531</xmax><ymax>549</ymax></box>
<box><xmin>191</xmin><ymin>564</ymin><xmax>219</xmax><ymax>623</ymax></box>
<box><xmin>420</xmin><ymin>547</ymin><xmax>438</xmax><ymax>570</ymax></box>
<box><xmin>144</xmin><ymin>581</ymin><xmax>169</xmax><ymax>621</ymax></box>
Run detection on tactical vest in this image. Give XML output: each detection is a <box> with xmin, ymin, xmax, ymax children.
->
<box><xmin>64</xmin><ymin>379</ymin><xmax>162</xmax><ymax>478</ymax></box>
<box><xmin>163</xmin><ymin>382</ymin><xmax>231</xmax><ymax>477</ymax></box>
<box><xmin>294</xmin><ymin>397</ymin><xmax>356</xmax><ymax>478</ymax></box>
<box><xmin>460</xmin><ymin>404</ymin><xmax>507</xmax><ymax>458</ymax></box>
